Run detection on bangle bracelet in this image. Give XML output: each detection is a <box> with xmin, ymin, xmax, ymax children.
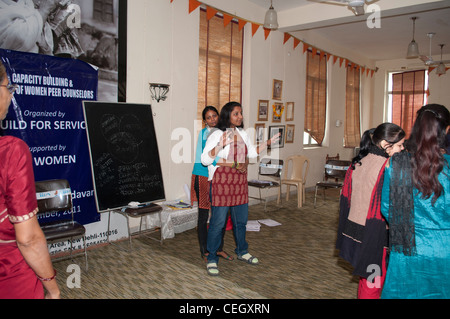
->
<box><xmin>37</xmin><ymin>269</ymin><xmax>57</xmax><ymax>282</ymax></box>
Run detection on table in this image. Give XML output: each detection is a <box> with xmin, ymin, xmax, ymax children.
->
<box><xmin>143</xmin><ymin>201</ymin><xmax>198</xmax><ymax>239</ymax></box>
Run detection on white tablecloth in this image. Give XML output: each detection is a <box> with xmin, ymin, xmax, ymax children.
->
<box><xmin>143</xmin><ymin>201</ymin><xmax>198</xmax><ymax>239</ymax></box>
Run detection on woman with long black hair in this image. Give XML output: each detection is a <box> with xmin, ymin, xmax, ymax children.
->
<box><xmin>336</xmin><ymin>122</ymin><xmax>405</xmax><ymax>299</ymax></box>
<box><xmin>201</xmin><ymin>101</ymin><xmax>279</xmax><ymax>276</ymax></box>
<box><xmin>380</xmin><ymin>104</ymin><xmax>450</xmax><ymax>299</ymax></box>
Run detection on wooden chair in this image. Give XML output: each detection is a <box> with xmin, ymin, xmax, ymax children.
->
<box><xmin>248</xmin><ymin>158</ymin><xmax>283</xmax><ymax>211</ymax></box>
<box><xmin>314</xmin><ymin>159</ymin><xmax>351</xmax><ymax>208</ymax></box>
<box><xmin>277</xmin><ymin>155</ymin><xmax>310</xmax><ymax>208</ymax></box>
<box><xmin>35</xmin><ymin>179</ymin><xmax>88</xmax><ymax>270</ymax></box>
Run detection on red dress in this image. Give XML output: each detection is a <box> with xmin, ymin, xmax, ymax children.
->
<box><xmin>211</xmin><ymin>138</ymin><xmax>248</xmax><ymax>207</ymax></box>
<box><xmin>0</xmin><ymin>136</ymin><xmax>43</xmax><ymax>299</ymax></box>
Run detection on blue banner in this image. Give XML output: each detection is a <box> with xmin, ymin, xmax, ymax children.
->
<box><xmin>0</xmin><ymin>49</ymin><xmax>99</xmax><ymax>225</ymax></box>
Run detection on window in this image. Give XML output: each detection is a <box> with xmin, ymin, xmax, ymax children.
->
<box><xmin>304</xmin><ymin>50</ymin><xmax>327</xmax><ymax>146</ymax></box>
<box><xmin>197</xmin><ymin>10</ymin><xmax>243</xmax><ymax>120</ymax></box>
<box><xmin>344</xmin><ymin>65</ymin><xmax>361</xmax><ymax>148</ymax></box>
<box><xmin>387</xmin><ymin>70</ymin><xmax>427</xmax><ymax>137</ymax></box>
<box><xmin>93</xmin><ymin>0</ymin><xmax>114</xmax><ymax>24</ymax></box>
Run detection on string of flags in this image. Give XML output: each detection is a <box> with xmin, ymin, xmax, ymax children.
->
<box><xmin>171</xmin><ymin>0</ymin><xmax>377</xmax><ymax>77</ymax></box>
<box><xmin>171</xmin><ymin>0</ymin><xmax>448</xmax><ymax>78</ymax></box>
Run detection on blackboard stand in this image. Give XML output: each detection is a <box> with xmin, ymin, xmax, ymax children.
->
<box><xmin>106</xmin><ymin>204</ymin><xmax>163</xmax><ymax>250</ymax></box>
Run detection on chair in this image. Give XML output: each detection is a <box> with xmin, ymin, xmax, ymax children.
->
<box><xmin>248</xmin><ymin>158</ymin><xmax>283</xmax><ymax>211</ymax></box>
<box><xmin>107</xmin><ymin>203</ymin><xmax>163</xmax><ymax>250</ymax></box>
<box><xmin>277</xmin><ymin>155</ymin><xmax>310</xmax><ymax>208</ymax></box>
<box><xmin>314</xmin><ymin>159</ymin><xmax>351</xmax><ymax>208</ymax></box>
<box><xmin>35</xmin><ymin>179</ymin><xmax>88</xmax><ymax>270</ymax></box>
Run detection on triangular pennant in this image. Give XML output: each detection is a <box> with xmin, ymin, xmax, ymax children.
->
<box><xmin>356</xmin><ymin>65</ymin><xmax>360</xmax><ymax>71</ymax></box>
<box><xmin>326</xmin><ymin>54</ymin><xmax>331</xmax><ymax>62</ymax></box>
<box><xmin>302</xmin><ymin>42</ymin><xmax>308</xmax><ymax>53</ymax></box>
<box><xmin>170</xmin><ymin>0</ymin><xmax>174</xmax><ymax>3</ymax></box>
<box><xmin>189</xmin><ymin>0</ymin><xmax>201</xmax><ymax>14</ymax></box>
<box><xmin>371</xmin><ymin>69</ymin><xmax>375</xmax><ymax>77</ymax></box>
<box><xmin>361</xmin><ymin>67</ymin><xmax>365</xmax><ymax>74</ymax></box>
<box><xmin>294</xmin><ymin>38</ymin><xmax>300</xmax><ymax>49</ymax></box>
<box><xmin>223</xmin><ymin>14</ymin><xmax>233</xmax><ymax>27</ymax></box>
<box><xmin>238</xmin><ymin>19</ymin><xmax>247</xmax><ymax>31</ymax></box>
<box><xmin>350</xmin><ymin>62</ymin><xmax>355</xmax><ymax>69</ymax></box>
<box><xmin>283</xmin><ymin>33</ymin><xmax>291</xmax><ymax>44</ymax></box>
<box><xmin>333</xmin><ymin>55</ymin><xmax>338</xmax><ymax>65</ymax></box>
<box><xmin>312</xmin><ymin>47</ymin><xmax>317</xmax><ymax>57</ymax></box>
<box><xmin>251</xmin><ymin>23</ymin><xmax>260</xmax><ymax>37</ymax></box>
<box><xmin>428</xmin><ymin>66</ymin><xmax>435</xmax><ymax>74</ymax></box>
<box><xmin>319</xmin><ymin>50</ymin><xmax>325</xmax><ymax>61</ymax></box>
<box><xmin>206</xmin><ymin>7</ymin><xmax>218</xmax><ymax>20</ymax></box>
<box><xmin>264</xmin><ymin>28</ymin><xmax>271</xmax><ymax>40</ymax></box>
<box><xmin>339</xmin><ymin>57</ymin><xmax>344</xmax><ymax>67</ymax></box>
<box><xmin>366</xmin><ymin>68</ymin><xmax>370</xmax><ymax>76</ymax></box>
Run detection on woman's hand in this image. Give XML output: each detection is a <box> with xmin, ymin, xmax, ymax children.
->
<box><xmin>268</xmin><ymin>132</ymin><xmax>281</xmax><ymax>146</ymax></box>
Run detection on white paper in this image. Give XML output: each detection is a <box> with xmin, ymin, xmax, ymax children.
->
<box><xmin>246</xmin><ymin>220</ymin><xmax>261</xmax><ymax>231</ymax></box>
<box><xmin>258</xmin><ymin>219</ymin><xmax>282</xmax><ymax>227</ymax></box>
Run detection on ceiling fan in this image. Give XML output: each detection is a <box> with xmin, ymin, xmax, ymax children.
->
<box><xmin>310</xmin><ymin>0</ymin><xmax>379</xmax><ymax>16</ymax></box>
<box><xmin>419</xmin><ymin>33</ymin><xmax>450</xmax><ymax>67</ymax></box>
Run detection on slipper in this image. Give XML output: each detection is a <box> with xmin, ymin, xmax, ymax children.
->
<box><xmin>237</xmin><ymin>253</ymin><xmax>259</xmax><ymax>265</ymax></box>
<box><xmin>206</xmin><ymin>262</ymin><xmax>219</xmax><ymax>276</ymax></box>
<box><xmin>217</xmin><ymin>251</ymin><xmax>234</xmax><ymax>261</ymax></box>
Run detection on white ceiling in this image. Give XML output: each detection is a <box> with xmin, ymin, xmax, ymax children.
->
<box><xmin>248</xmin><ymin>0</ymin><xmax>450</xmax><ymax>61</ymax></box>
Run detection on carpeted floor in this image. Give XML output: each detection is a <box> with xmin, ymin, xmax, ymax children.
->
<box><xmin>52</xmin><ymin>189</ymin><xmax>358</xmax><ymax>299</ymax></box>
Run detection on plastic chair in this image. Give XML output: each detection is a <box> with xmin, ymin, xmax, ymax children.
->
<box><xmin>35</xmin><ymin>179</ymin><xmax>88</xmax><ymax>270</ymax></box>
<box><xmin>248</xmin><ymin>158</ymin><xmax>283</xmax><ymax>211</ymax></box>
<box><xmin>277</xmin><ymin>155</ymin><xmax>310</xmax><ymax>208</ymax></box>
<box><xmin>314</xmin><ymin>159</ymin><xmax>351</xmax><ymax>208</ymax></box>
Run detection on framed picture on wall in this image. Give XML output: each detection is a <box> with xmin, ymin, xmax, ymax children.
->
<box><xmin>258</xmin><ymin>100</ymin><xmax>269</xmax><ymax>121</ymax></box>
<box><xmin>272</xmin><ymin>102</ymin><xmax>284</xmax><ymax>122</ymax></box>
<box><xmin>254</xmin><ymin>123</ymin><xmax>265</xmax><ymax>144</ymax></box>
<box><xmin>268</xmin><ymin>125</ymin><xmax>285</xmax><ymax>149</ymax></box>
<box><xmin>286</xmin><ymin>125</ymin><xmax>295</xmax><ymax>143</ymax></box>
<box><xmin>272</xmin><ymin>79</ymin><xmax>283</xmax><ymax>100</ymax></box>
<box><xmin>286</xmin><ymin>102</ymin><xmax>294</xmax><ymax>121</ymax></box>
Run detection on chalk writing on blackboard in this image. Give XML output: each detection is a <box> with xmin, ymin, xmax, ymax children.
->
<box><xmin>83</xmin><ymin>102</ymin><xmax>165</xmax><ymax>212</ymax></box>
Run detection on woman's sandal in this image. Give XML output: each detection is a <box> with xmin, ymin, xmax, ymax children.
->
<box><xmin>217</xmin><ymin>251</ymin><xmax>234</xmax><ymax>261</ymax></box>
<box><xmin>206</xmin><ymin>262</ymin><xmax>219</xmax><ymax>276</ymax></box>
<box><xmin>237</xmin><ymin>253</ymin><xmax>259</xmax><ymax>265</ymax></box>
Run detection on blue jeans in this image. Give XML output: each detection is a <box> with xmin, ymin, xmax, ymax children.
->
<box><xmin>206</xmin><ymin>204</ymin><xmax>249</xmax><ymax>264</ymax></box>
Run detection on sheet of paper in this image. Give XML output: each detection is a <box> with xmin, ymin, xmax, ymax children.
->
<box><xmin>258</xmin><ymin>219</ymin><xmax>282</xmax><ymax>227</ymax></box>
<box><xmin>246</xmin><ymin>220</ymin><xmax>261</xmax><ymax>231</ymax></box>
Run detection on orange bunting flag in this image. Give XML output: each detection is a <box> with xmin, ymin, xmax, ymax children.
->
<box><xmin>238</xmin><ymin>19</ymin><xmax>247</xmax><ymax>31</ymax></box>
<box><xmin>206</xmin><ymin>7</ymin><xmax>218</xmax><ymax>20</ymax></box>
<box><xmin>319</xmin><ymin>50</ymin><xmax>325</xmax><ymax>61</ymax></box>
<box><xmin>371</xmin><ymin>69</ymin><xmax>375</xmax><ymax>77</ymax></box>
<box><xmin>312</xmin><ymin>47</ymin><xmax>317</xmax><ymax>57</ymax></box>
<box><xmin>302</xmin><ymin>42</ymin><xmax>308</xmax><ymax>53</ymax></box>
<box><xmin>339</xmin><ymin>57</ymin><xmax>344</xmax><ymax>67</ymax></box>
<box><xmin>284</xmin><ymin>33</ymin><xmax>291</xmax><ymax>44</ymax></box>
<box><xmin>251</xmin><ymin>23</ymin><xmax>260</xmax><ymax>37</ymax></box>
<box><xmin>366</xmin><ymin>68</ymin><xmax>370</xmax><ymax>76</ymax></box>
<box><xmin>428</xmin><ymin>67</ymin><xmax>435</xmax><ymax>74</ymax></box>
<box><xmin>361</xmin><ymin>67</ymin><xmax>365</xmax><ymax>74</ymax></box>
<box><xmin>223</xmin><ymin>14</ymin><xmax>233</xmax><ymax>27</ymax></box>
<box><xmin>327</xmin><ymin>54</ymin><xmax>331</xmax><ymax>62</ymax></box>
<box><xmin>293</xmin><ymin>38</ymin><xmax>300</xmax><ymax>50</ymax></box>
<box><xmin>170</xmin><ymin>0</ymin><xmax>173</xmax><ymax>3</ymax></box>
<box><xmin>264</xmin><ymin>28</ymin><xmax>271</xmax><ymax>40</ymax></box>
<box><xmin>189</xmin><ymin>0</ymin><xmax>201</xmax><ymax>14</ymax></box>
<box><xmin>333</xmin><ymin>55</ymin><xmax>338</xmax><ymax>65</ymax></box>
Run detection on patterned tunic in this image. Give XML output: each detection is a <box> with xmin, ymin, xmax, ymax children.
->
<box><xmin>211</xmin><ymin>139</ymin><xmax>248</xmax><ymax>207</ymax></box>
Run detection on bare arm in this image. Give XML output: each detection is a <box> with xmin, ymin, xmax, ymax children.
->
<box><xmin>15</xmin><ymin>216</ymin><xmax>60</xmax><ymax>299</ymax></box>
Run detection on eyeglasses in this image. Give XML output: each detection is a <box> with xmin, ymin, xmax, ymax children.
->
<box><xmin>0</xmin><ymin>83</ymin><xmax>19</xmax><ymax>94</ymax></box>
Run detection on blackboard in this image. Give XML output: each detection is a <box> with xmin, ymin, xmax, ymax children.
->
<box><xmin>83</xmin><ymin>101</ymin><xmax>165</xmax><ymax>212</ymax></box>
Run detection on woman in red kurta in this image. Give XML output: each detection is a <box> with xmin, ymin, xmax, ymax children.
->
<box><xmin>0</xmin><ymin>61</ymin><xmax>59</xmax><ymax>299</ymax></box>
